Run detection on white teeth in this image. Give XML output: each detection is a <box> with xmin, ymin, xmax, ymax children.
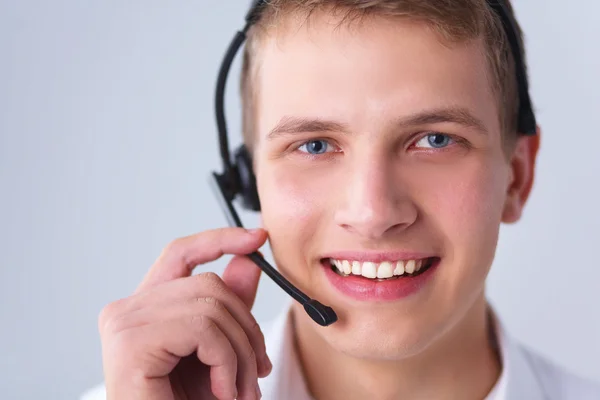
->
<box><xmin>393</xmin><ymin>260</ymin><xmax>405</xmax><ymax>276</ymax></box>
<box><xmin>361</xmin><ymin>262</ymin><xmax>377</xmax><ymax>278</ymax></box>
<box><xmin>405</xmin><ymin>259</ymin><xmax>416</xmax><ymax>274</ymax></box>
<box><xmin>333</xmin><ymin>260</ymin><xmax>342</xmax><ymax>273</ymax></box>
<box><xmin>330</xmin><ymin>258</ymin><xmax>430</xmax><ymax>279</ymax></box>
<box><xmin>377</xmin><ymin>261</ymin><xmax>393</xmax><ymax>279</ymax></box>
<box><xmin>415</xmin><ymin>259</ymin><xmax>423</xmax><ymax>272</ymax></box>
<box><xmin>351</xmin><ymin>261</ymin><xmax>361</xmax><ymax>275</ymax></box>
<box><xmin>342</xmin><ymin>260</ymin><xmax>351</xmax><ymax>275</ymax></box>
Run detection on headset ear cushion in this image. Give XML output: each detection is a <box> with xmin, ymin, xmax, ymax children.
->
<box><xmin>233</xmin><ymin>145</ymin><xmax>261</xmax><ymax>211</ymax></box>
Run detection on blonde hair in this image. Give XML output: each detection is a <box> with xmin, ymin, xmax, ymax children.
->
<box><xmin>240</xmin><ymin>0</ymin><xmax>526</xmax><ymax>152</ymax></box>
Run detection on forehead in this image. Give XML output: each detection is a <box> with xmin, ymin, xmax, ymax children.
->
<box><xmin>253</xmin><ymin>13</ymin><xmax>500</xmax><ymax>141</ymax></box>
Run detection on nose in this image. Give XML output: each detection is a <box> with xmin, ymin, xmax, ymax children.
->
<box><xmin>333</xmin><ymin>155</ymin><xmax>418</xmax><ymax>239</ymax></box>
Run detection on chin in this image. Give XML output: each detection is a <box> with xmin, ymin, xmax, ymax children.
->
<box><xmin>318</xmin><ymin>307</ymin><xmax>451</xmax><ymax>361</ymax></box>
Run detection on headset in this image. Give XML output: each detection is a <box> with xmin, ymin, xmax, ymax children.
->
<box><xmin>209</xmin><ymin>0</ymin><xmax>537</xmax><ymax>327</ymax></box>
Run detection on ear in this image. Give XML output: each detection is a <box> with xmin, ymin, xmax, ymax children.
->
<box><xmin>501</xmin><ymin>126</ymin><xmax>541</xmax><ymax>223</ymax></box>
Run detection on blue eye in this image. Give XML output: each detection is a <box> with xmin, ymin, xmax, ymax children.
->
<box><xmin>415</xmin><ymin>133</ymin><xmax>453</xmax><ymax>149</ymax></box>
<box><xmin>298</xmin><ymin>140</ymin><xmax>331</xmax><ymax>155</ymax></box>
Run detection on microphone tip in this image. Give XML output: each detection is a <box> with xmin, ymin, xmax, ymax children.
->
<box><xmin>303</xmin><ymin>299</ymin><xmax>338</xmax><ymax>326</ymax></box>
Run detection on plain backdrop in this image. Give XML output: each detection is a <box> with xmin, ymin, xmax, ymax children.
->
<box><xmin>1</xmin><ymin>1</ymin><xmax>599</xmax><ymax>399</ymax></box>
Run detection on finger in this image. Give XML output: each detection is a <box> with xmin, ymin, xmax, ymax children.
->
<box><xmin>115</xmin><ymin>273</ymin><xmax>271</xmax><ymax>378</ymax></box>
<box><xmin>115</xmin><ymin>316</ymin><xmax>238</xmax><ymax>400</ymax></box>
<box><xmin>195</xmin><ymin>320</ymin><xmax>239</xmax><ymax>400</ymax></box>
<box><xmin>117</xmin><ymin>297</ymin><xmax>260</xmax><ymax>400</ymax></box>
<box><xmin>197</xmin><ymin>297</ymin><xmax>260</xmax><ymax>400</ymax></box>
<box><xmin>223</xmin><ymin>255</ymin><xmax>273</xmax><ymax>377</ymax></box>
<box><xmin>137</xmin><ymin>228</ymin><xmax>267</xmax><ymax>293</ymax></box>
<box><xmin>222</xmin><ymin>255</ymin><xmax>262</xmax><ymax>309</ymax></box>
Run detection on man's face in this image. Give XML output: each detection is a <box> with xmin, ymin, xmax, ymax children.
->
<box><xmin>253</xmin><ymin>13</ymin><xmax>520</xmax><ymax>359</ymax></box>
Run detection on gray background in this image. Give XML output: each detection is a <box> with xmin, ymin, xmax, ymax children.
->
<box><xmin>1</xmin><ymin>1</ymin><xmax>599</xmax><ymax>399</ymax></box>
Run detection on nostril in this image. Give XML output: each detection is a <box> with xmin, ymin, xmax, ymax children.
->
<box><xmin>338</xmin><ymin>221</ymin><xmax>412</xmax><ymax>240</ymax></box>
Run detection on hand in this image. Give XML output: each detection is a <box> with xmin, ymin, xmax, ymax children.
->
<box><xmin>98</xmin><ymin>228</ymin><xmax>272</xmax><ymax>400</ymax></box>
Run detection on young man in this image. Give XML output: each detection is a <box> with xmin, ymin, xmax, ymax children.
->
<box><xmin>84</xmin><ymin>1</ymin><xmax>600</xmax><ymax>399</ymax></box>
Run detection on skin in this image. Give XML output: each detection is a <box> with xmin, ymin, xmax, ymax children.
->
<box><xmin>99</xmin><ymin>228</ymin><xmax>272</xmax><ymax>400</ymax></box>
<box><xmin>98</xmin><ymin>9</ymin><xmax>539</xmax><ymax>400</ymax></box>
<box><xmin>252</xmin><ymin>12</ymin><xmax>540</xmax><ymax>400</ymax></box>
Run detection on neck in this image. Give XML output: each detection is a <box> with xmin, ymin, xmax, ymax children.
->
<box><xmin>291</xmin><ymin>294</ymin><xmax>501</xmax><ymax>400</ymax></box>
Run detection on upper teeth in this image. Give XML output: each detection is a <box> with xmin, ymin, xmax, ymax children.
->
<box><xmin>330</xmin><ymin>259</ymin><xmax>426</xmax><ymax>279</ymax></box>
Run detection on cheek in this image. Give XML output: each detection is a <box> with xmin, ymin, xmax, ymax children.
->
<box><xmin>425</xmin><ymin>158</ymin><xmax>508</xmax><ymax>264</ymax></box>
<box><xmin>256</xmin><ymin>161</ymin><xmax>330</xmax><ymax>252</ymax></box>
<box><xmin>259</xmin><ymin>165</ymin><xmax>316</xmax><ymax>223</ymax></box>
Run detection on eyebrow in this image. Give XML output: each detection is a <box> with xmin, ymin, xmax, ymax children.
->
<box><xmin>266</xmin><ymin>107</ymin><xmax>489</xmax><ymax>139</ymax></box>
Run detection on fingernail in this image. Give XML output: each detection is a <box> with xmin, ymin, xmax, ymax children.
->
<box><xmin>255</xmin><ymin>383</ymin><xmax>262</xmax><ymax>399</ymax></box>
<box><xmin>247</xmin><ymin>228</ymin><xmax>262</xmax><ymax>234</ymax></box>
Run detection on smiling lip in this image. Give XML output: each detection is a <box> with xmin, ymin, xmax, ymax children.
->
<box><xmin>321</xmin><ymin>251</ymin><xmax>435</xmax><ymax>263</ymax></box>
<box><xmin>319</xmin><ymin>251</ymin><xmax>440</xmax><ymax>302</ymax></box>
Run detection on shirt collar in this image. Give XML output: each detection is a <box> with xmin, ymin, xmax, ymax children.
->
<box><xmin>258</xmin><ymin>302</ymin><xmax>546</xmax><ymax>400</ymax></box>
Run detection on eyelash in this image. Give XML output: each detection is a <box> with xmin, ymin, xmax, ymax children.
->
<box><xmin>292</xmin><ymin>132</ymin><xmax>467</xmax><ymax>159</ymax></box>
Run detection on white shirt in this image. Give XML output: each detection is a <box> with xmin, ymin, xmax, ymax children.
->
<box><xmin>81</xmin><ymin>304</ymin><xmax>600</xmax><ymax>400</ymax></box>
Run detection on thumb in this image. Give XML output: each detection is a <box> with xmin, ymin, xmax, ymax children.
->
<box><xmin>222</xmin><ymin>252</ymin><xmax>264</xmax><ymax>309</ymax></box>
